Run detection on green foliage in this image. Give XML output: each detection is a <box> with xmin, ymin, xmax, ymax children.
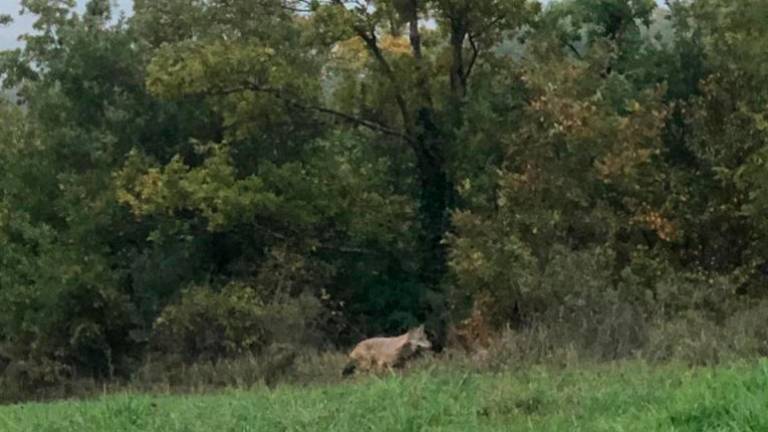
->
<box><xmin>115</xmin><ymin>145</ymin><xmax>280</xmax><ymax>232</ymax></box>
<box><xmin>571</xmin><ymin>0</ymin><xmax>657</xmax><ymax>40</ymax></box>
<box><xmin>448</xmin><ymin>30</ymin><xmax>669</xmax><ymax>325</ymax></box>
<box><xmin>0</xmin><ymin>1</ymin><xmax>219</xmax><ymax>384</ymax></box>
<box><xmin>151</xmin><ymin>282</ymin><xmax>323</xmax><ymax>362</ymax></box>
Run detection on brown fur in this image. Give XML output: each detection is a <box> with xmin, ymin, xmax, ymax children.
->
<box><xmin>342</xmin><ymin>325</ymin><xmax>432</xmax><ymax>376</ymax></box>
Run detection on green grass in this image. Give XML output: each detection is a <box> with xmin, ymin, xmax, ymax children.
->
<box><xmin>2</xmin><ymin>360</ymin><xmax>768</xmax><ymax>431</ymax></box>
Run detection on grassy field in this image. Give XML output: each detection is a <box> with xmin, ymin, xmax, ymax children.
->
<box><xmin>1</xmin><ymin>360</ymin><xmax>768</xmax><ymax>431</ymax></box>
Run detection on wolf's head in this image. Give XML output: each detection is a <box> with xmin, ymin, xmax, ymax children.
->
<box><xmin>407</xmin><ymin>324</ymin><xmax>432</xmax><ymax>350</ymax></box>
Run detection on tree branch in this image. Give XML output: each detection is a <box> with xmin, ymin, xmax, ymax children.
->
<box><xmin>330</xmin><ymin>0</ymin><xmax>415</xmax><ymax>137</ymax></box>
<box><xmin>470</xmin><ymin>14</ymin><xmax>506</xmax><ymax>41</ymax></box>
<box><xmin>461</xmin><ymin>12</ymin><xmax>512</xmax><ymax>91</ymax></box>
<box><xmin>566</xmin><ymin>41</ymin><xmax>583</xmax><ymax>59</ymax></box>
<box><xmin>464</xmin><ymin>32</ymin><xmax>480</xmax><ymax>86</ymax></box>
<box><xmin>408</xmin><ymin>0</ymin><xmax>434</xmax><ymax>108</ymax></box>
<box><xmin>215</xmin><ymin>82</ymin><xmax>413</xmax><ymax>143</ymax></box>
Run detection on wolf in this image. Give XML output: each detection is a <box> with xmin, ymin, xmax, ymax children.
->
<box><xmin>342</xmin><ymin>324</ymin><xmax>432</xmax><ymax>376</ymax></box>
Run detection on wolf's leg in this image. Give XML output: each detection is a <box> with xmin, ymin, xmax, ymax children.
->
<box><xmin>361</xmin><ymin>357</ymin><xmax>374</xmax><ymax>373</ymax></box>
<box><xmin>377</xmin><ymin>360</ymin><xmax>395</xmax><ymax>375</ymax></box>
<box><xmin>374</xmin><ymin>360</ymin><xmax>387</xmax><ymax>375</ymax></box>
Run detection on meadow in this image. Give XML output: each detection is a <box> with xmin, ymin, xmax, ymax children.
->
<box><xmin>2</xmin><ymin>360</ymin><xmax>767</xmax><ymax>432</ymax></box>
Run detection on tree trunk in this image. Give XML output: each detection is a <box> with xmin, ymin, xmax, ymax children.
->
<box><xmin>415</xmin><ymin>144</ymin><xmax>450</xmax><ymax>287</ymax></box>
<box><xmin>412</xmin><ymin>108</ymin><xmax>452</xmax><ymax>351</ymax></box>
<box><xmin>449</xmin><ymin>19</ymin><xmax>467</xmax><ymax>100</ymax></box>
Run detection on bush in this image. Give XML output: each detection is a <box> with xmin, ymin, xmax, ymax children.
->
<box><xmin>447</xmin><ymin>234</ymin><xmax>764</xmax><ymax>364</ymax></box>
<box><xmin>446</xmin><ymin>210</ymin><xmax>538</xmax><ymax>327</ymax></box>
<box><xmin>0</xmin><ymin>358</ymin><xmax>72</xmax><ymax>403</ymax></box>
<box><xmin>449</xmin><ymin>242</ymin><xmax>648</xmax><ymax>358</ymax></box>
<box><xmin>722</xmin><ymin>300</ymin><xmax>768</xmax><ymax>358</ymax></box>
<box><xmin>151</xmin><ymin>282</ymin><xmax>325</xmax><ymax>363</ymax></box>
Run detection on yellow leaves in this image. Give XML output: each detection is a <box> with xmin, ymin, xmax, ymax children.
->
<box><xmin>524</xmin><ymin>64</ymin><xmax>668</xmax><ymax>184</ymax></box>
<box><xmin>632</xmin><ymin>208</ymin><xmax>678</xmax><ymax>242</ymax></box>
<box><xmin>115</xmin><ymin>154</ymin><xmax>188</xmax><ymax>219</ymax></box>
<box><xmin>147</xmin><ymin>40</ymin><xmax>278</xmax><ymax>99</ymax></box>
<box><xmin>595</xmin><ymin>98</ymin><xmax>668</xmax><ymax>181</ymax></box>
<box><xmin>331</xmin><ymin>34</ymin><xmax>412</xmax><ymax>68</ymax></box>
<box><xmin>502</xmin><ymin>163</ymin><xmax>540</xmax><ymax>193</ymax></box>
<box><xmin>525</xmin><ymin>65</ymin><xmax>602</xmax><ymax>141</ymax></box>
<box><xmin>114</xmin><ymin>145</ymin><xmax>278</xmax><ymax>232</ymax></box>
<box><xmin>595</xmin><ymin>147</ymin><xmax>654</xmax><ymax>180</ymax></box>
<box><xmin>530</xmin><ymin>95</ymin><xmax>598</xmax><ymax>139</ymax></box>
<box><xmin>379</xmin><ymin>34</ymin><xmax>411</xmax><ymax>55</ymax></box>
<box><xmin>331</xmin><ymin>36</ymin><xmax>367</xmax><ymax>68</ymax></box>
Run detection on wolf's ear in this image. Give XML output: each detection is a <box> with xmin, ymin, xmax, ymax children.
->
<box><xmin>407</xmin><ymin>324</ymin><xmax>423</xmax><ymax>336</ymax></box>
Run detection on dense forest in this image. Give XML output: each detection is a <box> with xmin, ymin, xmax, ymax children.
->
<box><xmin>2</xmin><ymin>0</ymin><xmax>768</xmax><ymax>398</ymax></box>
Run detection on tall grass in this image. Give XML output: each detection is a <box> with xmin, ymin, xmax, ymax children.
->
<box><xmin>3</xmin><ymin>359</ymin><xmax>768</xmax><ymax>431</ymax></box>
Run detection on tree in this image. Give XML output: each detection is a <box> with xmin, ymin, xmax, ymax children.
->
<box><xmin>0</xmin><ymin>0</ymin><xmax>223</xmax><ymax>378</ymax></box>
<box><xmin>137</xmin><ymin>0</ymin><xmax>540</xmax><ymax>344</ymax></box>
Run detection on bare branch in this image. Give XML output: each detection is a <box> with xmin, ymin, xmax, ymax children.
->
<box><xmin>464</xmin><ymin>32</ymin><xmax>480</xmax><ymax>87</ymax></box>
<box><xmin>460</xmin><ymin>12</ymin><xmax>514</xmax><ymax>92</ymax></box>
<box><xmin>566</xmin><ymin>41</ymin><xmax>583</xmax><ymax>59</ymax></box>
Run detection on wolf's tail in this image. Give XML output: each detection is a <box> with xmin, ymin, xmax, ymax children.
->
<box><xmin>341</xmin><ymin>361</ymin><xmax>356</xmax><ymax>377</ymax></box>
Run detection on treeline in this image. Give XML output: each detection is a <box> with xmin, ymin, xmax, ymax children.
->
<box><xmin>2</xmin><ymin>0</ymin><xmax>768</xmax><ymax>398</ymax></box>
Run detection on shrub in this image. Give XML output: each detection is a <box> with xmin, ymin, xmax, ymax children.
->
<box><xmin>446</xmin><ymin>210</ymin><xmax>538</xmax><ymax>327</ymax></box>
<box><xmin>722</xmin><ymin>300</ymin><xmax>768</xmax><ymax>358</ymax></box>
<box><xmin>0</xmin><ymin>358</ymin><xmax>71</xmax><ymax>403</ymax></box>
<box><xmin>151</xmin><ymin>282</ymin><xmax>324</xmax><ymax>363</ymax></box>
<box><xmin>645</xmin><ymin>312</ymin><xmax>726</xmax><ymax>366</ymax></box>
